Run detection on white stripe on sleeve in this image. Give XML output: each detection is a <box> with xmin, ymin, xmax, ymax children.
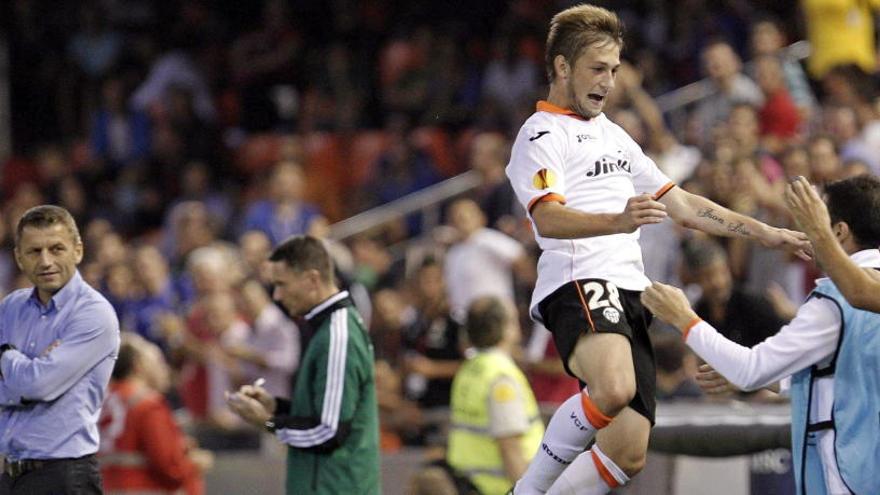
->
<box><xmin>276</xmin><ymin>309</ymin><xmax>348</xmax><ymax>447</ymax></box>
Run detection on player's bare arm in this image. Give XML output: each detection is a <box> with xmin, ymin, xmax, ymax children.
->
<box><xmin>785</xmin><ymin>176</ymin><xmax>880</xmax><ymax>312</ymax></box>
<box><xmin>530</xmin><ymin>193</ymin><xmax>666</xmax><ymax>239</ymax></box>
<box><xmin>660</xmin><ymin>187</ymin><xmax>811</xmax><ymax>259</ymax></box>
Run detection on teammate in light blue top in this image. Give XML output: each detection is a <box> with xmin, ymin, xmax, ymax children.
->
<box><xmin>643</xmin><ymin>175</ymin><xmax>880</xmax><ymax>495</ymax></box>
<box><xmin>0</xmin><ymin>205</ymin><xmax>120</xmax><ymax>494</ymax></box>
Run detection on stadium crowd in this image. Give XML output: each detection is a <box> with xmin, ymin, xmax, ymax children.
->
<box><xmin>4</xmin><ymin>0</ymin><xmax>880</xmax><ymax>493</ymax></box>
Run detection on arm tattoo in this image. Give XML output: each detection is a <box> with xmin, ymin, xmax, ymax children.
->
<box><xmin>727</xmin><ymin>222</ymin><xmax>750</xmax><ymax>237</ymax></box>
<box><xmin>696</xmin><ymin>208</ymin><xmax>724</xmax><ymax>224</ymax></box>
<box><xmin>696</xmin><ymin>208</ymin><xmax>751</xmax><ymax>237</ymax></box>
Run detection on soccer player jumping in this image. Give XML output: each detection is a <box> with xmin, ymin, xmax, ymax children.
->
<box><xmin>505</xmin><ymin>5</ymin><xmax>810</xmax><ymax>494</ymax></box>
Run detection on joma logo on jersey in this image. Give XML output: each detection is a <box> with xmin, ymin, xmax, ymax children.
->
<box><xmin>585</xmin><ymin>155</ymin><xmax>631</xmax><ymax>177</ymax></box>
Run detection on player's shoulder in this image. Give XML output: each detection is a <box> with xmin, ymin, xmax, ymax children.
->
<box><xmin>515</xmin><ymin>111</ymin><xmax>567</xmax><ymax>140</ymax></box>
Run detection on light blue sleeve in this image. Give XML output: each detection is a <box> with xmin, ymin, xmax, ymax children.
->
<box><xmin>0</xmin><ymin>379</ymin><xmax>21</xmax><ymax>407</ymax></box>
<box><xmin>0</xmin><ymin>301</ymin><xmax>119</xmax><ymax>401</ymax></box>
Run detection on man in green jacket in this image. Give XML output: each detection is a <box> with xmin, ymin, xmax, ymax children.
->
<box><xmin>227</xmin><ymin>235</ymin><xmax>380</xmax><ymax>494</ymax></box>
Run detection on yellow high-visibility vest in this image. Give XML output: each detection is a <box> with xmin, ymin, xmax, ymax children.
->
<box><xmin>447</xmin><ymin>350</ymin><xmax>544</xmax><ymax>495</ymax></box>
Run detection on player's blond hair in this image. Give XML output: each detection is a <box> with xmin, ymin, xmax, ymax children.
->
<box><xmin>545</xmin><ymin>4</ymin><xmax>624</xmax><ymax>82</ymax></box>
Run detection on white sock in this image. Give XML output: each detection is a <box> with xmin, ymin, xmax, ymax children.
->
<box><xmin>547</xmin><ymin>446</ymin><xmax>630</xmax><ymax>495</ymax></box>
<box><xmin>514</xmin><ymin>390</ymin><xmax>612</xmax><ymax>494</ymax></box>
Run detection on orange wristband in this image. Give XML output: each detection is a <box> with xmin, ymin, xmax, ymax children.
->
<box><xmin>682</xmin><ymin>317</ymin><xmax>702</xmax><ymax>341</ymax></box>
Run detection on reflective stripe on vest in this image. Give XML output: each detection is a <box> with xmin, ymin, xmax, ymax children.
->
<box><xmin>447</xmin><ymin>350</ymin><xmax>544</xmax><ymax>495</ymax></box>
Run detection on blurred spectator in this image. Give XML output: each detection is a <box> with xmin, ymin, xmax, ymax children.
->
<box><xmin>443</xmin><ymin>198</ymin><xmax>532</xmax><ymax>319</ymax></box>
<box><xmin>197</xmin><ymin>290</ymin><xmax>251</xmax><ymax>428</ymax></box>
<box><xmin>125</xmin><ymin>245</ymin><xmax>179</xmax><ymax>348</ymax></box>
<box><xmin>749</xmin><ymin>17</ymin><xmax>816</xmax><ymax>117</ymax></box>
<box><xmin>823</xmin><ymin>105</ymin><xmax>880</xmax><ymax>174</ymax></box>
<box><xmin>802</xmin><ymin>0</ymin><xmax>879</xmax><ymax>79</ymax></box>
<box><xmin>820</xmin><ymin>64</ymin><xmax>877</xmax><ymax>125</ymax></box>
<box><xmin>62</xmin><ymin>3</ymin><xmax>124</xmax><ymax>137</ymax></box>
<box><xmin>380</xmin><ymin>28</ymin><xmax>432</xmax><ymax>120</ymax></box>
<box><xmin>781</xmin><ymin>145</ymin><xmax>812</xmax><ymax>180</ymax></box>
<box><xmin>68</xmin><ymin>5</ymin><xmax>122</xmax><ymax>81</ymax></box>
<box><xmin>166</xmin><ymin>247</ymin><xmax>246</xmax><ymax>426</ymax></box>
<box><xmin>104</xmin><ymin>261</ymin><xmax>139</xmax><ymax>328</ymax></box>
<box><xmin>90</xmin><ymin>76</ymin><xmax>152</xmax><ymax>169</ymax></box>
<box><xmin>694</xmin><ymin>40</ymin><xmax>764</xmax><ymax>141</ymax></box>
<box><xmin>99</xmin><ymin>333</ymin><xmax>212</xmax><ymax>495</ymax></box>
<box><xmin>238</xmin><ymin>230</ymin><xmax>273</xmax><ymax>282</ymax></box>
<box><xmin>227</xmin><ymin>279</ymin><xmax>300</xmax><ymax>398</ymax></box>
<box><xmin>164</xmin><ymin>201</ymin><xmax>220</xmax><ymax>274</ymax></box>
<box><xmin>402</xmin><ymin>258</ymin><xmax>464</xmax><ymax>410</ymax></box>
<box><xmin>482</xmin><ymin>35</ymin><xmax>540</xmax><ymax>128</ymax></box>
<box><xmin>240</xmin><ymin>161</ymin><xmax>325</xmax><ymax>245</ymax></box>
<box><xmin>468</xmin><ymin>132</ymin><xmax>522</xmax><ymax>234</ymax></box>
<box><xmin>365</xmin><ymin>117</ymin><xmax>442</xmax><ymax>214</ymax></box>
<box><xmin>54</xmin><ymin>175</ymin><xmax>92</xmax><ymax>228</ymax></box>
<box><xmin>300</xmin><ymin>42</ymin><xmax>367</xmax><ymax>132</ymax></box>
<box><xmin>170</xmin><ymin>161</ymin><xmax>233</xmax><ymax>228</ymax></box>
<box><xmin>131</xmin><ymin>34</ymin><xmax>215</xmax><ymax>123</ymax></box>
<box><xmin>754</xmin><ymin>55</ymin><xmax>802</xmax><ymax>145</ymax></box>
<box><xmin>0</xmin><ymin>211</ymin><xmax>17</xmax><ymax>297</ymax></box>
<box><xmin>162</xmin><ymin>85</ymin><xmax>219</xmax><ymax>165</ymax></box>
<box><xmin>807</xmin><ymin>134</ymin><xmax>844</xmax><ymax>185</ymax></box>
<box><xmin>374</xmin><ymin>356</ymin><xmax>425</xmax><ymax>451</ymax></box>
<box><xmin>683</xmin><ymin>239</ymin><xmax>787</xmax><ymax>349</ymax></box>
<box><xmin>652</xmin><ymin>331</ymin><xmax>703</xmax><ymax>401</ymax></box>
<box><xmin>229</xmin><ymin>0</ymin><xmax>301</xmax><ymax>131</ymax></box>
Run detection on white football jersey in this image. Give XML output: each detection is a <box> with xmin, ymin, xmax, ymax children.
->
<box><xmin>506</xmin><ymin>101</ymin><xmax>674</xmax><ymax>320</ymax></box>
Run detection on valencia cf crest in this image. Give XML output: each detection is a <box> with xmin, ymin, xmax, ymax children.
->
<box><xmin>603</xmin><ymin>307</ymin><xmax>620</xmax><ymax>324</ymax></box>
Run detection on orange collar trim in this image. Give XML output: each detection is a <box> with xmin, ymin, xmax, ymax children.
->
<box><xmin>536</xmin><ymin>100</ymin><xmax>585</xmax><ymax>120</ymax></box>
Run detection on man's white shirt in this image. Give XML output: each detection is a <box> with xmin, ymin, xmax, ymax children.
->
<box><xmin>506</xmin><ymin>101</ymin><xmax>673</xmax><ymax>319</ymax></box>
<box><xmin>686</xmin><ymin>248</ymin><xmax>880</xmax><ymax>494</ymax></box>
<box><xmin>444</xmin><ymin>227</ymin><xmax>525</xmax><ymax>318</ymax></box>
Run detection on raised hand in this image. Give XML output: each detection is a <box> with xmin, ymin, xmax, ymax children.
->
<box><xmin>784</xmin><ymin>176</ymin><xmax>831</xmax><ymax>240</ymax></box>
<box><xmin>616</xmin><ymin>193</ymin><xmax>667</xmax><ymax>233</ymax></box>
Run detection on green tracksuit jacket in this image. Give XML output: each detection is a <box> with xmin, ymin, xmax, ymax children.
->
<box><xmin>268</xmin><ymin>291</ymin><xmax>380</xmax><ymax>494</ymax></box>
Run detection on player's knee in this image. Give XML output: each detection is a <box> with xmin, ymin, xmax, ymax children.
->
<box><xmin>590</xmin><ymin>379</ymin><xmax>635</xmax><ymax>416</ymax></box>
<box><xmin>616</xmin><ymin>450</ymin><xmax>647</xmax><ymax>478</ymax></box>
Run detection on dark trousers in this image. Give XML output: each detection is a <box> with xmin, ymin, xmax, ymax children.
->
<box><xmin>0</xmin><ymin>455</ymin><xmax>102</xmax><ymax>495</ymax></box>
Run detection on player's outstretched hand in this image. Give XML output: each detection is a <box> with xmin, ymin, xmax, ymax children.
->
<box><xmin>640</xmin><ymin>282</ymin><xmax>698</xmax><ymax>332</ymax></box>
<box><xmin>616</xmin><ymin>193</ymin><xmax>667</xmax><ymax>233</ymax></box>
<box><xmin>784</xmin><ymin>176</ymin><xmax>831</xmax><ymax>241</ymax></box>
<box><xmin>695</xmin><ymin>364</ymin><xmax>738</xmax><ymax>396</ymax></box>
<box><xmin>759</xmin><ymin>226</ymin><xmax>812</xmax><ymax>261</ymax></box>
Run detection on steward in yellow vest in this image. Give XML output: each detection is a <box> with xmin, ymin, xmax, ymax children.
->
<box><xmin>447</xmin><ymin>297</ymin><xmax>544</xmax><ymax>495</ymax></box>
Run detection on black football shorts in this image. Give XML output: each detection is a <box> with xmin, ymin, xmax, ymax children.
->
<box><xmin>537</xmin><ymin>278</ymin><xmax>656</xmax><ymax>424</ymax></box>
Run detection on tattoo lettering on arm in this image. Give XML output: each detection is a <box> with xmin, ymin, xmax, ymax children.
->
<box><xmin>727</xmin><ymin>222</ymin><xmax>750</xmax><ymax>237</ymax></box>
<box><xmin>696</xmin><ymin>208</ymin><xmax>724</xmax><ymax>224</ymax></box>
